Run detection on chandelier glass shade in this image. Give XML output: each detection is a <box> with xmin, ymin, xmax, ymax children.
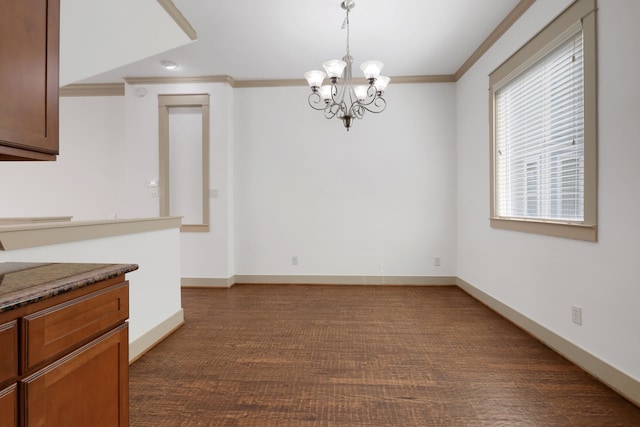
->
<box><xmin>304</xmin><ymin>1</ymin><xmax>389</xmax><ymax>131</ymax></box>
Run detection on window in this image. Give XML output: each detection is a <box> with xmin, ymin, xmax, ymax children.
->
<box><xmin>489</xmin><ymin>0</ymin><xmax>597</xmax><ymax>241</ymax></box>
<box><xmin>495</xmin><ymin>30</ymin><xmax>584</xmax><ymax>222</ymax></box>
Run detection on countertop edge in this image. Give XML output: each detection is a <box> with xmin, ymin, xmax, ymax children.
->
<box><xmin>0</xmin><ymin>217</ymin><xmax>182</xmax><ymax>251</ymax></box>
<box><xmin>0</xmin><ymin>263</ymin><xmax>139</xmax><ymax>313</ymax></box>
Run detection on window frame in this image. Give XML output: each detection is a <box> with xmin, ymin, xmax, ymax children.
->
<box><xmin>158</xmin><ymin>94</ymin><xmax>210</xmax><ymax>233</ymax></box>
<box><xmin>489</xmin><ymin>0</ymin><xmax>597</xmax><ymax>242</ymax></box>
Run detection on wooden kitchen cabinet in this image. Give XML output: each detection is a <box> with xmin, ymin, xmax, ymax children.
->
<box><xmin>0</xmin><ymin>270</ymin><xmax>132</xmax><ymax>427</ymax></box>
<box><xmin>22</xmin><ymin>324</ymin><xmax>129</xmax><ymax>427</ymax></box>
<box><xmin>0</xmin><ymin>385</ymin><xmax>18</xmax><ymax>427</ymax></box>
<box><xmin>0</xmin><ymin>321</ymin><xmax>18</xmax><ymax>387</ymax></box>
<box><xmin>0</xmin><ymin>321</ymin><xmax>18</xmax><ymax>427</ymax></box>
<box><xmin>0</xmin><ymin>0</ymin><xmax>60</xmax><ymax>161</ymax></box>
<box><xmin>22</xmin><ymin>282</ymin><xmax>129</xmax><ymax>372</ymax></box>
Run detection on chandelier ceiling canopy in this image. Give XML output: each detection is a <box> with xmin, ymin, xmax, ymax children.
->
<box><xmin>304</xmin><ymin>1</ymin><xmax>389</xmax><ymax>131</ymax></box>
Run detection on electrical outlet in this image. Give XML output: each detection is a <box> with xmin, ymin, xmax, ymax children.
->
<box><xmin>571</xmin><ymin>305</ymin><xmax>582</xmax><ymax>325</ymax></box>
<box><xmin>292</xmin><ymin>256</ymin><xmax>298</xmax><ymax>266</ymax></box>
<box><xmin>434</xmin><ymin>257</ymin><xmax>441</xmax><ymax>267</ymax></box>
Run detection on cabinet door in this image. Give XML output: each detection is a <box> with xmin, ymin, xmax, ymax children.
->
<box><xmin>0</xmin><ymin>321</ymin><xmax>18</xmax><ymax>387</ymax></box>
<box><xmin>0</xmin><ymin>0</ymin><xmax>59</xmax><ymax>160</ymax></box>
<box><xmin>21</xmin><ymin>324</ymin><xmax>129</xmax><ymax>427</ymax></box>
<box><xmin>0</xmin><ymin>384</ymin><xmax>17</xmax><ymax>427</ymax></box>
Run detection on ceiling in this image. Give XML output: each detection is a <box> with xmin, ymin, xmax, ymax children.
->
<box><xmin>80</xmin><ymin>0</ymin><xmax>521</xmax><ymax>84</ymax></box>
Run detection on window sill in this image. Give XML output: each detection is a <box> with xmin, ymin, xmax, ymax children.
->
<box><xmin>490</xmin><ymin>218</ymin><xmax>597</xmax><ymax>242</ymax></box>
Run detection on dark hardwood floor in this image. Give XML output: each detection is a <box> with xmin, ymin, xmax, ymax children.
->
<box><xmin>129</xmin><ymin>285</ymin><xmax>640</xmax><ymax>426</ymax></box>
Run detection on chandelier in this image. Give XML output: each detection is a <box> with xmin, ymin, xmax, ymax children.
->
<box><xmin>304</xmin><ymin>0</ymin><xmax>389</xmax><ymax>131</ymax></box>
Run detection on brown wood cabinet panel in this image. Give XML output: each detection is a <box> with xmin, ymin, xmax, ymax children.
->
<box><xmin>0</xmin><ymin>321</ymin><xmax>18</xmax><ymax>388</ymax></box>
<box><xmin>22</xmin><ymin>282</ymin><xmax>129</xmax><ymax>372</ymax></box>
<box><xmin>21</xmin><ymin>324</ymin><xmax>128</xmax><ymax>427</ymax></box>
<box><xmin>0</xmin><ymin>0</ymin><xmax>59</xmax><ymax>160</ymax></box>
<box><xmin>1</xmin><ymin>267</ymin><xmax>132</xmax><ymax>426</ymax></box>
<box><xmin>0</xmin><ymin>384</ymin><xmax>18</xmax><ymax>427</ymax></box>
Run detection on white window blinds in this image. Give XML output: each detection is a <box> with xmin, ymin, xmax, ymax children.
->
<box><xmin>494</xmin><ymin>29</ymin><xmax>584</xmax><ymax>222</ymax></box>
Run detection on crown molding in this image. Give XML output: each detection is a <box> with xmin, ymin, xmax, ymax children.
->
<box><xmin>454</xmin><ymin>0</ymin><xmax>536</xmax><ymax>81</ymax></box>
<box><xmin>121</xmin><ymin>74</ymin><xmax>455</xmax><ymax>88</ymax></box>
<box><xmin>156</xmin><ymin>0</ymin><xmax>197</xmax><ymax>41</ymax></box>
<box><xmin>232</xmin><ymin>74</ymin><xmax>455</xmax><ymax>88</ymax></box>
<box><xmin>60</xmin><ymin>74</ymin><xmax>456</xmax><ymax>94</ymax></box>
<box><xmin>392</xmin><ymin>75</ymin><xmax>456</xmax><ymax>83</ymax></box>
<box><xmin>233</xmin><ymin>79</ymin><xmax>306</xmax><ymax>88</ymax></box>
<box><xmin>59</xmin><ymin>83</ymin><xmax>125</xmax><ymax>97</ymax></box>
<box><xmin>124</xmin><ymin>75</ymin><xmax>235</xmax><ymax>85</ymax></box>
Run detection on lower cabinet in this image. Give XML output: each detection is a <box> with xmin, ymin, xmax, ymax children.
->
<box><xmin>0</xmin><ymin>384</ymin><xmax>17</xmax><ymax>427</ymax></box>
<box><xmin>0</xmin><ymin>275</ymin><xmax>130</xmax><ymax>427</ymax></box>
<box><xmin>0</xmin><ymin>321</ymin><xmax>18</xmax><ymax>386</ymax></box>
<box><xmin>21</xmin><ymin>324</ymin><xmax>128</xmax><ymax>427</ymax></box>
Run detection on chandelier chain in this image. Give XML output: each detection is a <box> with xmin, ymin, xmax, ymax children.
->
<box><xmin>344</xmin><ymin>8</ymin><xmax>350</xmax><ymax>57</ymax></box>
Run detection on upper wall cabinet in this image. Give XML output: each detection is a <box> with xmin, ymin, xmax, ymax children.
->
<box><xmin>0</xmin><ymin>0</ymin><xmax>59</xmax><ymax>161</ymax></box>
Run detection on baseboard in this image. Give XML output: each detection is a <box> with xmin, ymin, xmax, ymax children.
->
<box><xmin>129</xmin><ymin>308</ymin><xmax>185</xmax><ymax>364</ymax></box>
<box><xmin>181</xmin><ymin>275</ymin><xmax>456</xmax><ymax>287</ymax></box>
<box><xmin>232</xmin><ymin>275</ymin><xmax>457</xmax><ymax>286</ymax></box>
<box><xmin>182</xmin><ymin>277</ymin><xmax>235</xmax><ymax>288</ymax></box>
<box><xmin>456</xmin><ymin>277</ymin><xmax>640</xmax><ymax>407</ymax></box>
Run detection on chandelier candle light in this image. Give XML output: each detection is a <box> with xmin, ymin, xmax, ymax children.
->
<box><xmin>304</xmin><ymin>0</ymin><xmax>389</xmax><ymax>131</ymax></box>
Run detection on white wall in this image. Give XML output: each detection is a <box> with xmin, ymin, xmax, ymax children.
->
<box><xmin>60</xmin><ymin>0</ymin><xmax>193</xmax><ymax>86</ymax></box>
<box><xmin>0</xmin><ymin>226</ymin><xmax>182</xmax><ymax>354</ymax></box>
<box><xmin>234</xmin><ymin>84</ymin><xmax>457</xmax><ymax>277</ymax></box>
<box><xmin>114</xmin><ymin>80</ymin><xmax>457</xmax><ymax>281</ymax></box>
<box><xmin>2</xmin><ymin>81</ymin><xmax>456</xmax><ymax>283</ymax></box>
<box><xmin>120</xmin><ymin>82</ymin><xmax>235</xmax><ymax>280</ymax></box>
<box><xmin>456</xmin><ymin>0</ymin><xmax>640</xmax><ymax>382</ymax></box>
<box><xmin>0</xmin><ymin>96</ymin><xmax>125</xmax><ymax>220</ymax></box>
<box><xmin>0</xmin><ymin>84</ymin><xmax>234</xmax><ymax>281</ymax></box>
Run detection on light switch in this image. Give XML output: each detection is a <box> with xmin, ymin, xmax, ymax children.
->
<box><xmin>148</xmin><ymin>180</ymin><xmax>158</xmax><ymax>198</ymax></box>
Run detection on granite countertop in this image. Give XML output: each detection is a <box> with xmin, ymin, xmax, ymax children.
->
<box><xmin>0</xmin><ymin>262</ymin><xmax>139</xmax><ymax>313</ymax></box>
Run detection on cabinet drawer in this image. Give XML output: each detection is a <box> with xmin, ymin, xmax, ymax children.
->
<box><xmin>22</xmin><ymin>282</ymin><xmax>128</xmax><ymax>372</ymax></box>
<box><xmin>0</xmin><ymin>384</ymin><xmax>18</xmax><ymax>427</ymax></box>
<box><xmin>0</xmin><ymin>321</ymin><xmax>18</xmax><ymax>387</ymax></box>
